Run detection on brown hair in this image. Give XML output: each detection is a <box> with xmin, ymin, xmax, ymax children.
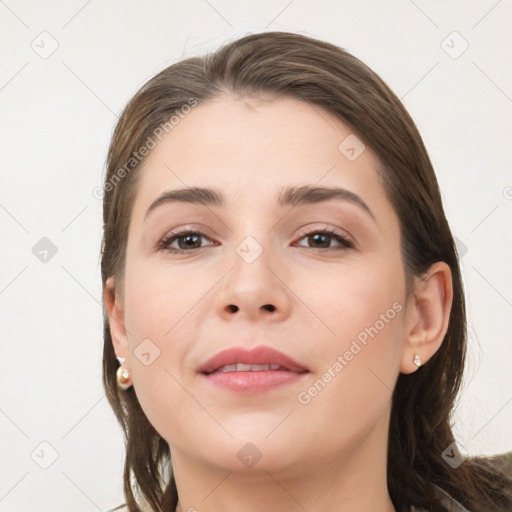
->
<box><xmin>101</xmin><ymin>31</ymin><xmax>512</xmax><ymax>512</ymax></box>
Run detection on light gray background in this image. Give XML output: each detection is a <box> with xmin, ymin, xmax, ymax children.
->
<box><xmin>1</xmin><ymin>1</ymin><xmax>511</xmax><ymax>510</ymax></box>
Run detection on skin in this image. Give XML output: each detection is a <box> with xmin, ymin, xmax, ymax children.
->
<box><xmin>104</xmin><ymin>94</ymin><xmax>453</xmax><ymax>512</ymax></box>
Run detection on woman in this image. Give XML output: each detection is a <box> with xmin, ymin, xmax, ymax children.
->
<box><xmin>101</xmin><ymin>31</ymin><xmax>512</xmax><ymax>512</ymax></box>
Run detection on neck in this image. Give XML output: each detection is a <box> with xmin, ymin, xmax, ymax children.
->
<box><xmin>171</xmin><ymin>413</ymin><xmax>396</xmax><ymax>512</ymax></box>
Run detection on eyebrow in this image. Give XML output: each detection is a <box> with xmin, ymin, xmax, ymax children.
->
<box><xmin>144</xmin><ymin>185</ymin><xmax>376</xmax><ymax>222</ymax></box>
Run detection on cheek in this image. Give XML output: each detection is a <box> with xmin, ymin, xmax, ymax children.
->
<box><xmin>302</xmin><ymin>254</ymin><xmax>405</xmax><ymax>350</ymax></box>
<box><xmin>299</xmin><ymin>257</ymin><xmax>405</xmax><ymax>410</ymax></box>
<box><xmin>123</xmin><ymin>259</ymin><xmax>206</xmax><ymax>340</ymax></box>
<box><xmin>121</xmin><ymin>261</ymin><xmax>217</xmax><ymax>434</ymax></box>
<box><xmin>295</xmin><ymin>303</ymin><xmax>404</xmax><ymax>457</ymax></box>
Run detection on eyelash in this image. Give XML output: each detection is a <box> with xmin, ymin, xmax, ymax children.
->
<box><xmin>156</xmin><ymin>228</ymin><xmax>354</xmax><ymax>255</ymax></box>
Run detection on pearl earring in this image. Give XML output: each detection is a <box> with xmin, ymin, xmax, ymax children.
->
<box><xmin>116</xmin><ymin>365</ymin><xmax>132</xmax><ymax>390</ymax></box>
<box><xmin>413</xmin><ymin>354</ymin><xmax>421</xmax><ymax>367</ymax></box>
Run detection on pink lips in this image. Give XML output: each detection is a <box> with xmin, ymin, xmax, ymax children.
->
<box><xmin>198</xmin><ymin>345</ymin><xmax>309</xmax><ymax>393</ymax></box>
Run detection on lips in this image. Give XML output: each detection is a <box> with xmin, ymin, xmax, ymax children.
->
<box><xmin>198</xmin><ymin>345</ymin><xmax>308</xmax><ymax>393</ymax></box>
<box><xmin>198</xmin><ymin>346</ymin><xmax>308</xmax><ymax>375</ymax></box>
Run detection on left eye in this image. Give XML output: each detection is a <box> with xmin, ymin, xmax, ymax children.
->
<box><xmin>294</xmin><ymin>229</ymin><xmax>354</xmax><ymax>250</ymax></box>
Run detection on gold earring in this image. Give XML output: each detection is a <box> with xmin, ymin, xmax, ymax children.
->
<box><xmin>413</xmin><ymin>354</ymin><xmax>421</xmax><ymax>367</ymax></box>
<box><xmin>116</xmin><ymin>366</ymin><xmax>132</xmax><ymax>390</ymax></box>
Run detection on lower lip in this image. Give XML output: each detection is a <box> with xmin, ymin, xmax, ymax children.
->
<box><xmin>201</xmin><ymin>370</ymin><xmax>307</xmax><ymax>393</ymax></box>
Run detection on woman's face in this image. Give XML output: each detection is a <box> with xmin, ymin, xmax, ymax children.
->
<box><xmin>113</xmin><ymin>94</ymin><xmax>411</xmax><ymax>476</ymax></box>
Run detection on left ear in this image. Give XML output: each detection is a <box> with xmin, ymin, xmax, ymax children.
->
<box><xmin>400</xmin><ymin>261</ymin><xmax>453</xmax><ymax>374</ymax></box>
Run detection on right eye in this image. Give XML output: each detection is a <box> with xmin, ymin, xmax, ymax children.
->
<box><xmin>157</xmin><ymin>230</ymin><xmax>217</xmax><ymax>254</ymax></box>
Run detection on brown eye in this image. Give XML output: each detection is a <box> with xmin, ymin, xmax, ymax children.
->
<box><xmin>296</xmin><ymin>229</ymin><xmax>354</xmax><ymax>250</ymax></box>
<box><xmin>157</xmin><ymin>231</ymin><xmax>215</xmax><ymax>254</ymax></box>
<box><xmin>175</xmin><ymin>233</ymin><xmax>202</xmax><ymax>250</ymax></box>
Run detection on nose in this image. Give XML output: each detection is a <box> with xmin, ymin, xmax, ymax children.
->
<box><xmin>215</xmin><ymin>244</ymin><xmax>292</xmax><ymax>323</ymax></box>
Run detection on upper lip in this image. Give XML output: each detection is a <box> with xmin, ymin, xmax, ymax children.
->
<box><xmin>198</xmin><ymin>345</ymin><xmax>309</xmax><ymax>374</ymax></box>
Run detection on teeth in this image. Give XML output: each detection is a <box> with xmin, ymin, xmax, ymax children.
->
<box><xmin>213</xmin><ymin>363</ymin><xmax>284</xmax><ymax>374</ymax></box>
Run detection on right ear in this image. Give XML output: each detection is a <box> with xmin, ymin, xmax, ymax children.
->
<box><xmin>103</xmin><ymin>277</ymin><xmax>130</xmax><ymax>362</ymax></box>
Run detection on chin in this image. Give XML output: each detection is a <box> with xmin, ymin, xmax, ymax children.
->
<box><xmin>198</xmin><ymin>441</ymin><xmax>301</xmax><ymax>476</ymax></box>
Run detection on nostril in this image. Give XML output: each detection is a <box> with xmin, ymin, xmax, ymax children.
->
<box><xmin>225</xmin><ymin>304</ymin><xmax>275</xmax><ymax>313</ymax></box>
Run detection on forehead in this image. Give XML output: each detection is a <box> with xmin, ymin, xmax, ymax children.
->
<box><xmin>130</xmin><ymin>94</ymin><xmax>391</xmax><ymax>221</ymax></box>
<box><xmin>145</xmin><ymin>94</ymin><xmax>362</xmax><ymax>168</ymax></box>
